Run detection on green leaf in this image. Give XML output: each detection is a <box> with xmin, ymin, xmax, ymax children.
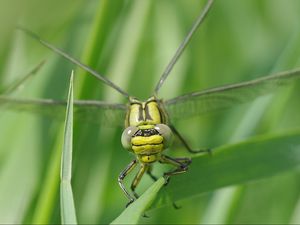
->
<box><xmin>111</xmin><ymin>177</ymin><xmax>165</xmax><ymax>225</ymax></box>
<box><xmin>153</xmin><ymin>130</ymin><xmax>300</xmax><ymax>208</ymax></box>
<box><xmin>60</xmin><ymin>71</ymin><xmax>77</xmax><ymax>224</ymax></box>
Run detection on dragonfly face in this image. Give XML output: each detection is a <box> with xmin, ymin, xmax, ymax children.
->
<box><xmin>122</xmin><ymin>96</ymin><xmax>173</xmax><ymax>163</ymax></box>
<box><xmin>125</xmin><ymin>96</ymin><xmax>168</xmax><ymax>127</ymax></box>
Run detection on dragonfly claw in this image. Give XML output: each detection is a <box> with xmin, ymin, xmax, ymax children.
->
<box><xmin>125</xmin><ymin>199</ymin><xmax>135</xmax><ymax>208</ymax></box>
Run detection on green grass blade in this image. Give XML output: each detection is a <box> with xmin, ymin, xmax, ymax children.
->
<box><xmin>111</xmin><ymin>177</ymin><xmax>165</xmax><ymax>225</ymax></box>
<box><xmin>153</xmin><ymin>130</ymin><xmax>300</xmax><ymax>208</ymax></box>
<box><xmin>60</xmin><ymin>71</ymin><xmax>77</xmax><ymax>224</ymax></box>
<box><xmin>32</xmin><ymin>133</ymin><xmax>63</xmax><ymax>223</ymax></box>
<box><xmin>60</xmin><ymin>182</ymin><xmax>77</xmax><ymax>224</ymax></box>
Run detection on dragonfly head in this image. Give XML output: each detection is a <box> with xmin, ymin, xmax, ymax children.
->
<box><xmin>121</xmin><ymin>124</ymin><xmax>173</xmax><ymax>157</ymax></box>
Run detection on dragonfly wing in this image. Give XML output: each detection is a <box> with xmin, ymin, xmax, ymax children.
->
<box><xmin>165</xmin><ymin>68</ymin><xmax>300</xmax><ymax>120</ymax></box>
<box><xmin>0</xmin><ymin>95</ymin><xmax>127</xmax><ymax>127</ymax></box>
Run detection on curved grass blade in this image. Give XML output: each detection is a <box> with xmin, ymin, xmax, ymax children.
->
<box><xmin>165</xmin><ymin>68</ymin><xmax>300</xmax><ymax>120</ymax></box>
<box><xmin>152</xmin><ymin>130</ymin><xmax>300</xmax><ymax>208</ymax></box>
<box><xmin>0</xmin><ymin>95</ymin><xmax>126</xmax><ymax>126</ymax></box>
<box><xmin>60</xmin><ymin>71</ymin><xmax>77</xmax><ymax>224</ymax></box>
<box><xmin>111</xmin><ymin>177</ymin><xmax>165</xmax><ymax>225</ymax></box>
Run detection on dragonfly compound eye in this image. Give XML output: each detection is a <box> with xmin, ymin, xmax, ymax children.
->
<box><xmin>154</xmin><ymin>124</ymin><xmax>173</xmax><ymax>148</ymax></box>
<box><xmin>121</xmin><ymin>126</ymin><xmax>139</xmax><ymax>150</ymax></box>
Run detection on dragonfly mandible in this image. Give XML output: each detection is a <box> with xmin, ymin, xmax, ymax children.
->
<box><xmin>1</xmin><ymin>0</ymin><xmax>300</xmax><ymax>208</ymax></box>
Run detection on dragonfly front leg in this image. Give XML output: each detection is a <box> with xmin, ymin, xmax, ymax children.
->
<box><xmin>118</xmin><ymin>159</ymin><xmax>138</xmax><ymax>207</ymax></box>
<box><xmin>159</xmin><ymin>154</ymin><xmax>191</xmax><ymax>209</ymax></box>
<box><xmin>170</xmin><ymin>124</ymin><xmax>211</xmax><ymax>154</ymax></box>
<box><xmin>131</xmin><ymin>163</ymin><xmax>148</xmax><ymax>199</ymax></box>
<box><xmin>159</xmin><ymin>154</ymin><xmax>191</xmax><ymax>183</ymax></box>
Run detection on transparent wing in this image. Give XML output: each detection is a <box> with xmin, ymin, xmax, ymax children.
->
<box><xmin>165</xmin><ymin>68</ymin><xmax>300</xmax><ymax>120</ymax></box>
<box><xmin>0</xmin><ymin>95</ymin><xmax>127</xmax><ymax>127</ymax></box>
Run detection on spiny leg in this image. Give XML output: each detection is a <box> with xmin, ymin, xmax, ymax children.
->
<box><xmin>170</xmin><ymin>124</ymin><xmax>211</xmax><ymax>154</ymax></box>
<box><xmin>160</xmin><ymin>154</ymin><xmax>191</xmax><ymax>209</ymax></box>
<box><xmin>165</xmin><ymin>157</ymin><xmax>192</xmax><ymax>209</ymax></box>
<box><xmin>173</xmin><ymin>157</ymin><xmax>192</xmax><ymax>166</ymax></box>
<box><xmin>130</xmin><ymin>163</ymin><xmax>151</xmax><ymax>218</ymax></box>
<box><xmin>159</xmin><ymin>154</ymin><xmax>190</xmax><ymax>184</ymax></box>
<box><xmin>118</xmin><ymin>159</ymin><xmax>138</xmax><ymax>207</ymax></box>
<box><xmin>130</xmin><ymin>163</ymin><xmax>148</xmax><ymax>199</ymax></box>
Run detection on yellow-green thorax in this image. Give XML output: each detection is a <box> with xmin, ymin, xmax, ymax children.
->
<box><xmin>122</xmin><ymin>97</ymin><xmax>172</xmax><ymax>163</ymax></box>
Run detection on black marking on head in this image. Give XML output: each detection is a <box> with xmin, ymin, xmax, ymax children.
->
<box><xmin>133</xmin><ymin>128</ymin><xmax>159</xmax><ymax>137</ymax></box>
<box><xmin>138</xmin><ymin>104</ymin><xmax>144</xmax><ymax>121</ymax></box>
<box><xmin>144</xmin><ymin>103</ymin><xmax>153</xmax><ymax>121</ymax></box>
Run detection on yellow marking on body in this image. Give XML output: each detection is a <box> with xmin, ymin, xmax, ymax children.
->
<box><xmin>132</xmin><ymin>144</ymin><xmax>163</xmax><ymax>154</ymax></box>
<box><xmin>138</xmin><ymin>124</ymin><xmax>155</xmax><ymax>130</ymax></box>
<box><xmin>140</xmin><ymin>155</ymin><xmax>158</xmax><ymax>163</ymax></box>
<box><xmin>131</xmin><ymin>135</ymin><xmax>163</xmax><ymax>146</ymax></box>
<box><xmin>128</xmin><ymin>104</ymin><xmax>141</xmax><ymax>126</ymax></box>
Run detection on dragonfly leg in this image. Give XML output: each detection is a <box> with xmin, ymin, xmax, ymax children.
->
<box><xmin>118</xmin><ymin>159</ymin><xmax>138</xmax><ymax>207</ymax></box>
<box><xmin>170</xmin><ymin>124</ymin><xmax>211</xmax><ymax>154</ymax></box>
<box><xmin>130</xmin><ymin>163</ymin><xmax>148</xmax><ymax>199</ymax></box>
<box><xmin>146</xmin><ymin>165</ymin><xmax>158</xmax><ymax>181</ymax></box>
<box><xmin>130</xmin><ymin>163</ymin><xmax>151</xmax><ymax>218</ymax></box>
<box><xmin>160</xmin><ymin>154</ymin><xmax>190</xmax><ymax>209</ymax></box>
<box><xmin>159</xmin><ymin>154</ymin><xmax>191</xmax><ymax>183</ymax></box>
<box><xmin>172</xmin><ymin>157</ymin><xmax>192</xmax><ymax>165</ymax></box>
<box><xmin>146</xmin><ymin>164</ymin><xmax>181</xmax><ymax>210</ymax></box>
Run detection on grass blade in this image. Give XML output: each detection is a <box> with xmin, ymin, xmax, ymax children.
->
<box><xmin>111</xmin><ymin>177</ymin><xmax>165</xmax><ymax>225</ymax></box>
<box><xmin>60</xmin><ymin>71</ymin><xmax>77</xmax><ymax>224</ymax></box>
<box><xmin>153</xmin><ymin>130</ymin><xmax>300</xmax><ymax>208</ymax></box>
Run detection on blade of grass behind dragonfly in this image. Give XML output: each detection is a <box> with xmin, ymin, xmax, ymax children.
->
<box><xmin>32</xmin><ymin>116</ymin><xmax>64</xmax><ymax>223</ymax></box>
<box><xmin>60</xmin><ymin>71</ymin><xmax>77</xmax><ymax>224</ymax></box>
<box><xmin>0</xmin><ymin>32</ymin><xmax>45</xmax><ymax>223</ymax></box>
<box><xmin>30</xmin><ymin>17</ymin><xmax>91</xmax><ymax>223</ymax></box>
<box><xmin>0</xmin><ymin>1</ymin><xmax>98</xmax><ymax>224</ymax></box>
<box><xmin>226</xmin><ymin>35</ymin><xmax>300</xmax><ymax>225</ymax></box>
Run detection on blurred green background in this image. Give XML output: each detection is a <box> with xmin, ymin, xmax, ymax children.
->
<box><xmin>1</xmin><ymin>0</ymin><xmax>300</xmax><ymax>224</ymax></box>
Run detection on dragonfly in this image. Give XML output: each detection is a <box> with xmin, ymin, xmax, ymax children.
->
<box><xmin>1</xmin><ymin>0</ymin><xmax>300</xmax><ymax>207</ymax></box>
